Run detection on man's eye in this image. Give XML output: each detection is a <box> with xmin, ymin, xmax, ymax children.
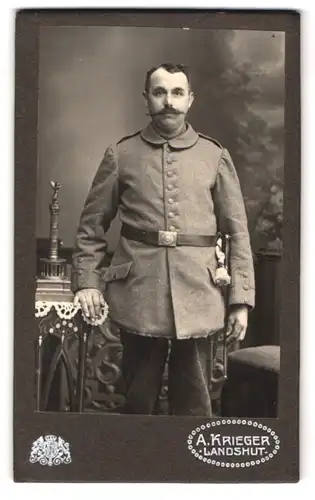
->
<box><xmin>153</xmin><ymin>90</ymin><xmax>164</xmax><ymax>96</ymax></box>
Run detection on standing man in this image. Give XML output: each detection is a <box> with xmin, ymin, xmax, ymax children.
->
<box><xmin>72</xmin><ymin>63</ymin><xmax>255</xmax><ymax>416</ymax></box>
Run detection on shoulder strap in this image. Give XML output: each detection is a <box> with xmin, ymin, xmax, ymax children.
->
<box><xmin>116</xmin><ymin>130</ymin><xmax>141</xmax><ymax>145</ymax></box>
<box><xmin>198</xmin><ymin>132</ymin><xmax>223</xmax><ymax>149</ymax></box>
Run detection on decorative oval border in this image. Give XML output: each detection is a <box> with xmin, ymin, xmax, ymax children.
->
<box><xmin>187</xmin><ymin>420</ymin><xmax>280</xmax><ymax>467</ymax></box>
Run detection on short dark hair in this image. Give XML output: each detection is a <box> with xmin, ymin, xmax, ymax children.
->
<box><xmin>144</xmin><ymin>63</ymin><xmax>191</xmax><ymax>93</ymax></box>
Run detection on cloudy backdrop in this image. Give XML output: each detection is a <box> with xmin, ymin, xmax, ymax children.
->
<box><xmin>37</xmin><ymin>27</ymin><xmax>285</xmax><ymax>253</ymax></box>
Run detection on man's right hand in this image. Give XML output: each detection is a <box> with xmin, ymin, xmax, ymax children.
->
<box><xmin>73</xmin><ymin>288</ymin><xmax>105</xmax><ymax>320</ymax></box>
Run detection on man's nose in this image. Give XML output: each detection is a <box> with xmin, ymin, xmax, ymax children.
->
<box><xmin>164</xmin><ymin>93</ymin><xmax>173</xmax><ymax>107</ymax></box>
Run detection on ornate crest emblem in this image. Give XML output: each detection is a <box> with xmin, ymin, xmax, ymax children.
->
<box><xmin>29</xmin><ymin>435</ymin><xmax>72</xmax><ymax>466</ymax></box>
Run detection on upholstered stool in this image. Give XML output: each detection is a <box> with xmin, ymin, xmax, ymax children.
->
<box><xmin>220</xmin><ymin>345</ymin><xmax>280</xmax><ymax>418</ymax></box>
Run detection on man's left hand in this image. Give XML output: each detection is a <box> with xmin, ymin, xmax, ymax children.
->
<box><xmin>226</xmin><ymin>305</ymin><xmax>248</xmax><ymax>344</ymax></box>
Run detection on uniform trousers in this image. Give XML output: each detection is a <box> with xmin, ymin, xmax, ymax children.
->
<box><xmin>119</xmin><ymin>329</ymin><xmax>218</xmax><ymax>416</ymax></box>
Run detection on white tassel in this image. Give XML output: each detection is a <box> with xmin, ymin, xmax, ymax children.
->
<box><xmin>214</xmin><ymin>266</ymin><xmax>231</xmax><ymax>287</ymax></box>
<box><xmin>214</xmin><ymin>236</ymin><xmax>231</xmax><ymax>287</ymax></box>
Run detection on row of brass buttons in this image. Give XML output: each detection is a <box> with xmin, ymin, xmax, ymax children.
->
<box><xmin>164</xmin><ymin>146</ymin><xmax>179</xmax><ymax>232</ymax></box>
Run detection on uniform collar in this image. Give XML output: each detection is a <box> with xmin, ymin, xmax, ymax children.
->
<box><xmin>140</xmin><ymin>122</ymin><xmax>199</xmax><ymax>149</ymax></box>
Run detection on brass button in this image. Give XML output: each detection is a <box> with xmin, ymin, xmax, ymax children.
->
<box><xmin>166</xmin><ymin>157</ymin><xmax>173</xmax><ymax>164</ymax></box>
<box><xmin>167</xmin><ymin>171</ymin><xmax>173</xmax><ymax>177</ymax></box>
<box><xmin>242</xmin><ymin>271</ymin><xmax>248</xmax><ymax>278</ymax></box>
<box><xmin>168</xmin><ymin>198</ymin><xmax>174</xmax><ymax>204</ymax></box>
<box><xmin>169</xmin><ymin>225</ymin><xmax>177</xmax><ymax>231</ymax></box>
<box><xmin>243</xmin><ymin>284</ymin><xmax>249</xmax><ymax>291</ymax></box>
<box><xmin>167</xmin><ymin>184</ymin><xmax>173</xmax><ymax>190</ymax></box>
<box><xmin>169</xmin><ymin>212</ymin><xmax>175</xmax><ymax>218</ymax></box>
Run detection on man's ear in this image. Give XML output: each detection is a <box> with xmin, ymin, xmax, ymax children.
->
<box><xmin>188</xmin><ymin>91</ymin><xmax>195</xmax><ymax>109</ymax></box>
<box><xmin>143</xmin><ymin>91</ymin><xmax>148</xmax><ymax>107</ymax></box>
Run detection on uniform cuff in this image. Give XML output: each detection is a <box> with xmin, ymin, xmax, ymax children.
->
<box><xmin>228</xmin><ymin>286</ymin><xmax>255</xmax><ymax>309</ymax></box>
<box><xmin>71</xmin><ymin>269</ymin><xmax>102</xmax><ymax>293</ymax></box>
<box><xmin>228</xmin><ymin>267</ymin><xmax>255</xmax><ymax>309</ymax></box>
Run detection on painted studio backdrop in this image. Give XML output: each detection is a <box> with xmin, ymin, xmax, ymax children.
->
<box><xmin>36</xmin><ymin>27</ymin><xmax>284</xmax><ymax>414</ymax></box>
<box><xmin>37</xmin><ymin>27</ymin><xmax>284</xmax><ymax>253</ymax></box>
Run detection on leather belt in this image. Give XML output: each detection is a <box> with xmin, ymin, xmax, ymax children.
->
<box><xmin>121</xmin><ymin>223</ymin><xmax>216</xmax><ymax>247</ymax></box>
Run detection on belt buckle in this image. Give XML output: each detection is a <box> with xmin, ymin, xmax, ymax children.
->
<box><xmin>158</xmin><ymin>230</ymin><xmax>177</xmax><ymax>247</ymax></box>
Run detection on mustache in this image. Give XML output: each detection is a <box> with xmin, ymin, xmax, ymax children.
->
<box><xmin>147</xmin><ymin>107</ymin><xmax>184</xmax><ymax>117</ymax></box>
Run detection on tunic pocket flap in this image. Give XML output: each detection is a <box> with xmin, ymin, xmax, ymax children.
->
<box><xmin>102</xmin><ymin>261</ymin><xmax>133</xmax><ymax>283</ymax></box>
<box><xmin>207</xmin><ymin>265</ymin><xmax>217</xmax><ymax>283</ymax></box>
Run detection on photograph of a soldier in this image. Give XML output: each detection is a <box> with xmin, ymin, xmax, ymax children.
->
<box><xmin>36</xmin><ymin>27</ymin><xmax>283</xmax><ymax>418</ymax></box>
<box><xmin>71</xmin><ymin>59</ymin><xmax>255</xmax><ymax>417</ymax></box>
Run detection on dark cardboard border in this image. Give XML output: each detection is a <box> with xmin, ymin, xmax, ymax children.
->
<box><xmin>14</xmin><ymin>9</ymin><xmax>300</xmax><ymax>482</ymax></box>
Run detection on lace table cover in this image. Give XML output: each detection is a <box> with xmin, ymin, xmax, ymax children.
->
<box><xmin>35</xmin><ymin>300</ymin><xmax>108</xmax><ymax>326</ymax></box>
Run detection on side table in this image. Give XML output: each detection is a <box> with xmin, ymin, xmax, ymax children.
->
<box><xmin>35</xmin><ymin>299</ymin><xmax>108</xmax><ymax>412</ymax></box>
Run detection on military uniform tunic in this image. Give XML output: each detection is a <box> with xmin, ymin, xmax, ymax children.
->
<box><xmin>72</xmin><ymin>122</ymin><xmax>255</xmax><ymax>339</ymax></box>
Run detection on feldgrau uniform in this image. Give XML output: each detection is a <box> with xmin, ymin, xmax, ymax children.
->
<box><xmin>72</xmin><ymin>122</ymin><xmax>255</xmax><ymax>415</ymax></box>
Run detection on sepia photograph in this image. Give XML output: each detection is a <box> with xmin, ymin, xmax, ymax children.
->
<box><xmin>14</xmin><ymin>9</ymin><xmax>300</xmax><ymax>483</ymax></box>
<box><xmin>35</xmin><ymin>25</ymin><xmax>284</xmax><ymax>418</ymax></box>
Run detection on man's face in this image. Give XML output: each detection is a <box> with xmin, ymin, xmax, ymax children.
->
<box><xmin>144</xmin><ymin>67</ymin><xmax>194</xmax><ymax>133</ymax></box>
